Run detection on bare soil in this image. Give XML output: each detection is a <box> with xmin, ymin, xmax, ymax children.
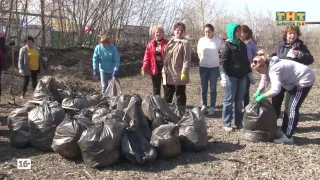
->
<box><xmin>0</xmin><ymin>47</ymin><xmax>319</xmax><ymax>179</ymax></box>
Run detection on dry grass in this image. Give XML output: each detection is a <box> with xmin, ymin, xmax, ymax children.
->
<box><xmin>0</xmin><ymin>49</ymin><xmax>319</xmax><ymax>179</ymax></box>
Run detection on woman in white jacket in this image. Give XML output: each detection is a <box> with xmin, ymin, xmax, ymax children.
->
<box><xmin>197</xmin><ymin>24</ymin><xmax>222</xmax><ymax>115</ymax></box>
<box><xmin>251</xmin><ymin>50</ymin><xmax>315</xmax><ymax>144</ymax></box>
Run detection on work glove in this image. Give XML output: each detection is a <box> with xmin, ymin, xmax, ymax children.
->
<box><xmin>19</xmin><ymin>69</ymin><xmax>24</xmax><ymax>76</ymax></box>
<box><xmin>181</xmin><ymin>73</ymin><xmax>187</xmax><ymax>81</ymax></box>
<box><xmin>248</xmin><ymin>72</ymin><xmax>255</xmax><ymax>85</ymax></box>
<box><xmin>255</xmin><ymin>93</ymin><xmax>267</xmax><ymax>102</ymax></box>
<box><xmin>141</xmin><ymin>70</ymin><xmax>145</xmax><ymax>76</ymax></box>
<box><xmin>92</xmin><ymin>69</ymin><xmax>99</xmax><ymax>78</ymax></box>
<box><xmin>113</xmin><ymin>71</ymin><xmax>118</xmax><ymax>77</ymax></box>
<box><xmin>220</xmin><ymin>73</ymin><xmax>229</xmax><ymax>88</ymax></box>
<box><xmin>253</xmin><ymin>90</ymin><xmax>260</xmax><ymax>99</ymax></box>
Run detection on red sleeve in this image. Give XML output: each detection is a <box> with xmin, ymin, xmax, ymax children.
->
<box><xmin>141</xmin><ymin>43</ymin><xmax>151</xmax><ymax>72</ymax></box>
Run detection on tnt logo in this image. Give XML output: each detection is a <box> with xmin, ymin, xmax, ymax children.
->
<box><xmin>276</xmin><ymin>11</ymin><xmax>306</xmax><ymax>26</ymax></box>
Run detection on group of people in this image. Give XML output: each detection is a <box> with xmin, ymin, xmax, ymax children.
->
<box><xmin>0</xmin><ymin>22</ymin><xmax>314</xmax><ymax>145</ymax></box>
<box><xmin>139</xmin><ymin>22</ymin><xmax>315</xmax><ymax>144</ymax></box>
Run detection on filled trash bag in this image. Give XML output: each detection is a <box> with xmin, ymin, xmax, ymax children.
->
<box><xmin>142</xmin><ymin>95</ymin><xmax>180</xmax><ymax>128</ymax></box>
<box><xmin>28</xmin><ymin>101</ymin><xmax>66</xmax><ymax>151</ymax></box>
<box><xmin>86</xmin><ymin>94</ymin><xmax>101</xmax><ymax>107</ymax></box>
<box><xmin>123</xmin><ymin>94</ymin><xmax>151</xmax><ymax>140</ymax></box>
<box><xmin>150</xmin><ymin>124</ymin><xmax>181</xmax><ymax>159</ymax></box>
<box><xmin>7</xmin><ymin>108</ymin><xmax>31</xmax><ymax>148</ymax></box>
<box><xmin>33</xmin><ymin>76</ymin><xmax>62</xmax><ymax>101</ymax></box>
<box><xmin>51</xmin><ymin>114</ymin><xmax>93</xmax><ymax>158</ymax></box>
<box><xmin>62</xmin><ymin>97</ymin><xmax>89</xmax><ymax>110</ymax></box>
<box><xmin>92</xmin><ymin>108</ymin><xmax>109</xmax><ymax>124</ymax></box>
<box><xmin>117</xmin><ymin>93</ymin><xmax>131</xmax><ymax>111</ymax></box>
<box><xmin>58</xmin><ymin>90</ymin><xmax>75</xmax><ymax>100</ymax></box>
<box><xmin>104</xmin><ymin>77</ymin><xmax>121</xmax><ymax>98</ymax></box>
<box><xmin>170</xmin><ymin>101</ymin><xmax>186</xmax><ymax>120</ymax></box>
<box><xmin>121</xmin><ymin>119</ymin><xmax>157</xmax><ymax>165</ymax></box>
<box><xmin>243</xmin><ymin>100</ymin><xmax>277</xmax><ymax>142</ymax></box>
<box><xmin>78</xmin><ymin>120</ymin><xmax>126</xmax><ymax>168</ymax></box>
<box><xmin>178</xmin><ymin>107</ymin><xmax>208</xmax><ymax>152</ymax></box>
<box><xmin>22</xmin><ymin>102</ymin><xmax>37</xmax><ymax>112</ymax></box>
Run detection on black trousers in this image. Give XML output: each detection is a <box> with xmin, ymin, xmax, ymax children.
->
<box><xmin>151</xmin><ymin>63</ymin><xmax>163</xmax><ymax>96</ymax></box>
<box><xmin>272</xmin><ymin>87</ymin><xmax>287</xmax><ymax>118</ymax></box>
<box><xmin>164</xmin><ymin>84</ymin><xmax>186</xmax><ymax>106</ymax></box>
<box><xmin>281</xmin><ymin>86</ymin><xmax>312</xmax><ymax>138</ymax></box>
<box><xmin>23</xmin><ymin>70</ymin><xmax>38</xmax><ymax>93</ymax></box>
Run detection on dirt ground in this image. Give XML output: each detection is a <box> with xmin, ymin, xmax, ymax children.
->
<box><xmin>0</xmin><ymin>47</ymin><xmax>319</xmax><ymax>179</ymax></box>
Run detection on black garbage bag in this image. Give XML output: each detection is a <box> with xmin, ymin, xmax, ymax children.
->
<box><xmin>51</xmin><ymin>114</ymin><xmax>93</xmax><ymax>159</ymax></box>
<box><xmin>178</xmin><ymin>107</ymin><xmax>208</xmax><ymax>152</ymax></box>
<box><xmin>78</xmin><ymin>120</ymin><xmax>126</xmax><ymax>168</ymax></box>
<box><xmin>121</xmin><ymin>119</ymin><xmax>157</xmax><ymax>165</ymax></box>
<box><xmin>22</xmin><ymin>102</ymin><xmax>37</xmax><ymax>112</ymax></box>
<box><xmin>62</xmin><ymin>97</ymin><xmax>90</xmax><ymax>110</ymax></box>
<box><xmin>117</xmin><ymin>93</ymin><xmax>131</xmax><ymax>111</ymax></box>
<box><xmin>86</xmin><ymin>94</ymin><xmax>101</xmax><ymax>107</ymax></box>
<box><xmin>243</xmin><ymin>99</ymin><xmax>277</xmax><ymax>142</ymax></box>
<box><xmin>33</xmin><ymin>76</ymin><xmax>62</xmax><ymax>101</ymax></box>
<box><xmin>123</xmin><ymin>94</ymin><xmax>151</xmax><ymax>140</ymax></box>
<box><xmin>58</xmin><ymin>90</ymin><xmax>75</xmax><ymax>100</ymax></box>
<box><xmin>28</xmin><ymin>101</ymin><xmax>66</xmax><ymax>151</ymax></box>
<box><xmin>92</xmin><ymin>108</ymin><xmax>109</xmax><ymax>124</ymax></box>
<box><xmin>142</xmin><ymin>95</ymin><xmax>179</xmax><ymax>126</ymax></box>
<box><xmin>170</xmin><ymin>101</ymin><xmax>186</xmax><ymax>120</ymax></box>
<box><xmin>7</xmin><ymin>108</ymin><xmax>30</xmax><ymax>148</ymax></box>
<box><xmin>107</xmin><ymin>109</ymin><xmax>125</xmax><ymax>122</ymax></box>
<box><xmin>104</xmin><ymin>77</ymin><xmax>121</xmax><ymax>98</ymax></box>
<box><xmin>150</xmin><ymin>124</ymin><xmax>181</xmax><ymax>159</ymax></box>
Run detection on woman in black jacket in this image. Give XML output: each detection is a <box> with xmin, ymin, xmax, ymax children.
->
<box><xmin>269</xmin><ymin>26</ymin><xmax>314</xmax><ymax>119</ymax></box>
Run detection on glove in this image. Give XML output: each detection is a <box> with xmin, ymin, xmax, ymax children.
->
<box><xmin>220</xmin><ymin>73</ymin><xmax>228</xmax><ymax>88</ymax></box>
<box><xmin>181</xmin><ymin>73</ymin><xmax>187</xmax><ymax>81</ymax></box>
<box><xmin>19</xmin><ymin>69</ymin><xmax>24</xmax><ymax>75</ymax></box>
<box><xmin>253</xmin><ymin>90</ymin><xmax>260</xmax><ymax>99</ymax></box>
<box><xmin>141</xmin><ymin>70</ymin><xmax>145</xmax><ymax>76</ymax></box>
<box><xmin>248</xmin><ymin>72</ymin><xmax>255</xmax><ymax>85</ymax></box>
<box><xmin>93</xmin><ymin>69</ymin><xmax>99</xmax><ymax>78</ymax></box>
<box><xmin>255</xmin><ymin>93</ymin><xmax>267</xmax><ymax>102</ymax></box>
<box><xmin>113</xmin><ymin>71</ymin><xmax>118</xmax><ymax>77</ymax></box>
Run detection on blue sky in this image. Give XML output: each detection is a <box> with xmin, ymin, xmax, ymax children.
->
<box><xmin>228</xmin><ymin>0</ymin><xmax>318</xmax><ymax>21</ymax></box>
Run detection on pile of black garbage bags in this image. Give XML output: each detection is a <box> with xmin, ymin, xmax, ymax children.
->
<box><xmin>7</xmin><ymin>76</ymin><xmax>209</xmax><ymax>168</ymax></box>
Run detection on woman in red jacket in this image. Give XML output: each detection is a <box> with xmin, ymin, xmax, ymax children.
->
<box><xmin>141</xmin><ymin>25</ymin><xmax>168</xmax><ymax>96</ymax></box>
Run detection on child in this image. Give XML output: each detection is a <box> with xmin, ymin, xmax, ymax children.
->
<box><xmin>251</xmin><ymin>50</ymin><xmax>315</xmax><ymax>144</ymax></box>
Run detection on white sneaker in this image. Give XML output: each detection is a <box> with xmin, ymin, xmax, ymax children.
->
<box><xmin>273</xmin><ymin>134</ymin><xmax>294</xmax><ymax>144</ymax></box>
<box><xmin>223</xmin><ymin>126</ymin><xmax>233</xmax><ymax>132</ymax></box>
<box><xmin>201</xmin><ymin>106</ymin><xmax>207</xmax><ymax>114</ymax></box>
<box><xmin>208</xmin><ymin>107</ymin><xmax>215</xmax><ymax>115</ymax></box>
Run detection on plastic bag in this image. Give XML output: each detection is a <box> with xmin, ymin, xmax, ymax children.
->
<box><xmin>22</xmin><ymin>102</ymin><xmax>37</xmax><ymax>112</ymax></box>
<box><xmin>150</xmin><ymin>124</ymin><xmax>181</xmax><ymax>159</ymax></box>
<box><xmin>123</xmin><ymin>94</ymin><xmax>151</xmax><ymax>140</ymax></box>
<box><xmin>117</xmin><ymin>93</ymin><xmax>131</xmax><ymax>111</ymax></box>
<box><xmin>86</xmin><ymin>94</ymin><xmax>101</xmax><ymax>107</ymax></box>
<box><xmin>104</xmin><ymin>77</ymin><xmax>121</xmax><ymax>98</ymax></box>
<box><xmin>121</xmin><ymin>119</ymin><xmax>157</xmax><ymax>164</ymax></box>
<box><xmin>33</xmin><ymin>76</ymin><xmax>61</xmax><ymax>101</ymax></box>
<box><xmin>7</xmin><ymin>108</ymin><xmax>30</xmax><ymax>148</ymax></box>
<box><xmin>28</xmin><ymin>101</ymin><xmax>66</xmax><ymax>151</ymax></box>
<box><xmin>178</xmin><ymin>107</ymin><xmax>208</xmax><ymax>151</ymax></box>
<box><xmin>243</xmin><ymin>99</ymin><xmax>277</xmax><ymax>142</ymax></box>
<box><xmin>58</xmin><ymin>90</ymin><xmax>75</xmax><ymax>100</ymax></box>
<box><xmin>78</xmin><ymin>120</ymin><xmax>126</xmax><ymax>168</ymax></box>
<box><xmin>62</xmin><ymin>97</ymin><xmax>89</xmax><ymax>110</ymax></box>
<box><xmin>170</xmin><ymin>101</ymin><xmax>186</xmax><ymax>120</ymax></box>
<box><xmin>52</xmin><ymin>114</ymin><xmax>93</xmax><ymax>158</ymax></box>
<box><xmin>142</xmin><ymin>95</ymin><xmax>180</xmax><ymax>128</ymax></box>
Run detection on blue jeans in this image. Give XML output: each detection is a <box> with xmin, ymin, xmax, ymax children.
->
<box><xmin>222</xmin><ymin>76</ymin><xmax>247</xmax><ymax>127</ymax></box>
<box><xmin>200</xmin><ymin>67</ymin><xmax>219</xmax><ymax>108</ymax></box>
<box><xmin>100</xmin><ymin>71</ymin><xmax>113</xmax><ymax>95</ymax></box>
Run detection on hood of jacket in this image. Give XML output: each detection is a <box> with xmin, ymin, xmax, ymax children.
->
<box><xmin>226</xmin><ymin>22</ymin><xmax>240</xmax><ymax>45</ymax></box>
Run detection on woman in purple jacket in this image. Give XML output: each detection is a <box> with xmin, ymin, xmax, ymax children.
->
<box><xmin>241</xmin><ymin>25</ymin><xmax>257</xmax><ymax>108</ymax></box>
